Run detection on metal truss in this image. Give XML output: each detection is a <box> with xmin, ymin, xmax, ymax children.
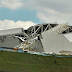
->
<box><xmin>14</xmin><ymin>23</ymin><xmax>72</xmax><ymax>50</ymax></box>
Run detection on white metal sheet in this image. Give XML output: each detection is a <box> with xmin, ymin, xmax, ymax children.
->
<box><xmin>0</xmin><ymin>27</ymin><xmax>23</xmax><ymax>36</ymax></box>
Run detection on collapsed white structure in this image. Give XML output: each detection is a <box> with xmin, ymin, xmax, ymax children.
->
<box><xmin>0</xmin><ymin>23</ymin><xmax>72</xmax><ymax>54</ymax></box>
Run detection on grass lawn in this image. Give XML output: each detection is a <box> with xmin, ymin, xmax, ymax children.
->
<box><xmin>0</xmin><ymin>51</ymin><xmax>72</xmax><ymax>72</ymax></box>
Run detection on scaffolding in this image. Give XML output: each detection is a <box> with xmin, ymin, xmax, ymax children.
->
<box><xmin>47</xmin><ymin>23</ymin><xmax>70</xmax><ymax>34</ymax></box>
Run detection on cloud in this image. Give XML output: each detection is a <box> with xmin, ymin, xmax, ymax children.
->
<box><xmin>0</xmin><ymin>0</ymin><xmax>24</xmax><ymax>9</ymax></box>
<box><xmin>0</xmin><ymin>19</ymin><xmax>36</xmax><ymax>30</ymax></box>
<box><xmin>0</xmin><ymin>0</ymin><xmax>72</xmax><ymax>25</ymax></box>
<box><xmin>37</xmin><ymin>8</ymin><xmax>72</xmax><ymax>24</ymax></box>
<box><xmin>0</xmin><ymin>0</ymin><xmax>72</xmax><ymax>13</ymax></box>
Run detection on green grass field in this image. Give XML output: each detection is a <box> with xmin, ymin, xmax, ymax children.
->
<box><xmin>0</xmin><ymin>51</ymin><xmax>72</xmax><ymax>72</ymax></box>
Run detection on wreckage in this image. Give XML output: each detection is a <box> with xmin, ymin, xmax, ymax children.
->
<box><xmin>0</xmin><ymin>23</ymin><xmax>72</xmax><ymax>54</ymax></box>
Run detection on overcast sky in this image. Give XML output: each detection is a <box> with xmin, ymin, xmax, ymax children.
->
<box><xmin>0</xmin><ymin>0</ymin><xmax>72</xmax><ymax>29</ymax></box>
<box><xmin>0</xmin><ymin>0</ymin><xmax>72</xmax><ymax>41</ymax></box>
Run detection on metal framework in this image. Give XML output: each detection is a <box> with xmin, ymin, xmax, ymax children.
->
<box><xmin>47</xmin><ymin>23</ymin><xmax>70</xmax><ymax>34</ymax></box>
<box><xmin>0</xmin><ymin>23</ymin><xmax>71</xmax><ymax>51</ymax></box>
<box><xmin>14</xmin><ymin>23</ymin><xmax>72</xmax><ymax>50</ymax></box>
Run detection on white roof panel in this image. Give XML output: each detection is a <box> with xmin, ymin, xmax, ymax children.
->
<box><xmin>0</xmin><ymin>27</ymin><xmax>23</xmax><ymax>36</ymax></box>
